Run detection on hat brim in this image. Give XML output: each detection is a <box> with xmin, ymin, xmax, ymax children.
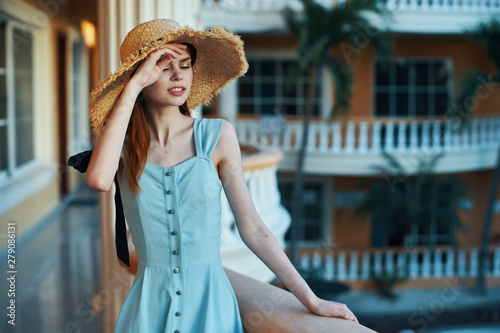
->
<box><xmin>89</xmin><ymin>26</ymin><xmax>248</xmax><ymax>131</ymax></box>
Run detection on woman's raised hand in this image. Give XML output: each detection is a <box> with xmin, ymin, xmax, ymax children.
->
<box><xmin>130</xmin><ymin>43</ymin><xmax>187</xmax><ymax>90</ymax></box>
<box><xmin>309</xmin><ymin>297</ymin><xmax>359</xmax><ymax>324</ymax></box>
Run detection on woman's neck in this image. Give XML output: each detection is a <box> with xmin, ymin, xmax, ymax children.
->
<box><xmin>145</xmin><ymin>105</ymin><xmax>189</xmax><ymax>147</ymax></box>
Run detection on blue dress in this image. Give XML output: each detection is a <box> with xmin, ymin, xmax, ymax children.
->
<box><xmin>115</xmin><ymin>117</ymin><xmax>245</xmax><ymax>333</ymax></box>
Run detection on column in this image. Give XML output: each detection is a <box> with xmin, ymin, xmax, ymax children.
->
<box><xmin>96</xmin><ymin>1</ymin><xmax>202</xmax><ymax>332</ymax></box>
<box><xmin>218</xmin><ymin>80</ymin><xmax>238</xmax><ymax>124</ymax></box>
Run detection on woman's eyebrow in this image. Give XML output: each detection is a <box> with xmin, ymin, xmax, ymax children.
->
<box><xmin>179</xmin><ymin>57</ymin><xmax>191</xmax><ymax>63</ymax></box>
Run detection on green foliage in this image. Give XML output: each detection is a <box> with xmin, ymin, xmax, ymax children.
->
<box><xmin>282</xmin><ymin>0</ymin><xmax>394</xmax><ymax>116</ymax></box>
<box><xmin>370</xmin><ymin>268</ymin><xmax>408</xmax><ymax>301</ymax></box>
<box><xmin>453</xmin><ymin>16</ymin><xmax>500</xmax><ymax>128</ymax></box>
<box><xmin>467</xmin><ymin>16</ymin><xmax>500</xmax><ymax>71</ymax></box>
<box><xmin>354</xmin><ymin>152</ymin><xmax>469</xmax><ymax>248</ymax></box>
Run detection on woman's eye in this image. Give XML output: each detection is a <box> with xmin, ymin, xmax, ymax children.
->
<box><xmin>181</xmin><ymin>66</ymin><xmax>190</xmax><ymax>69</ymax></box>
<box><xmin>163</xmin><ymin>67</ymin><xmax>169</xmax><ymax>71</ymax></box>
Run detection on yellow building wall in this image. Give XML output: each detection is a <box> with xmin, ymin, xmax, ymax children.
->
<box><xmin>0</xmin><ymin>0</ymin><xmax>90</xmax><ymax>252</ymax></box>
<box><xmin>0</xmin><ymin>180</ymin><xmax>60</xmax><ymax>250</ymax></box>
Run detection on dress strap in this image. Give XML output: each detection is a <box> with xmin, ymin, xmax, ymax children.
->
<box><xmin>195</xmin><ymin>118</ymin><xmax>225</xmax><ymax>158</ymax></box>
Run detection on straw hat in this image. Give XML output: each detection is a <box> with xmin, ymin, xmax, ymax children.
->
<box><xmin>89</xmin><ymin>18</ymin><xmax>248</xmax><ymax>130</ymax></box>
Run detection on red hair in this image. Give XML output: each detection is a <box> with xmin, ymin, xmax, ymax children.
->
<box><xmin>124</xmin><ymin>97</ymin><xmax>190</xmax><ymax>196</ymax></box>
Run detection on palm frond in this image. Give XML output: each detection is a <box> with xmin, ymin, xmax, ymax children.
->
<box><xmin>466</xmin><ymin>16</ymin><xmax>500</xmax><ymax>72</ymax></box>
<box><xmin>366</xmin><ymin>29</ymin><xmax>394</xmax><ymax>66</ymax></box>
<box><xmin>282</xmin><ymin>6</ymin><xmax>303</xmax><ymax>38</ymax></box>
<box><xmin>323</xmin><ymin>56</ymin><xmax>353</xmax><ymax>116</ymax></box>
<box><xmin>451</xmin><ymin>69</ymin><xmax>495</xmax><ymax>129</ymax></box>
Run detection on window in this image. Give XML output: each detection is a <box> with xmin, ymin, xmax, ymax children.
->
<box><xmin>72</xmin><ymin>40</ymin><xmax>82</xmax><ymax>145</ymax></box>
<box><xmin>367</xmin><ymin>178</ymin><xmax>461</xmax><ymax>248</ymax></box>
<box><xmin>278</xmin><ymin>180</ymin><xmax>330</xmax><ymax>247</ymax></box>
<box><xmin>404</xmin><ymin>181</ymin><xmax>457</xmax><ymax>247</ymax></box>
<box><xmin>0</xmin><ymin>19</ymin><xmax>35</xmax><ymax>182</ymax></box>
<box><xmin>238</xmin><ymin>58</ymin><xmax>323</xmax><ymax>117</ymax></box>
<box><xmin>374</xmin><ymin>58</ymin><xmax>453</xmax><ymax>117</ymax></box>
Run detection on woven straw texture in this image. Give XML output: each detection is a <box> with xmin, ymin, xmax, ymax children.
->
<box><xmin>89</xmin><ymin>19</ymin><xmax>248</xmax><ymax>130</ymax></box>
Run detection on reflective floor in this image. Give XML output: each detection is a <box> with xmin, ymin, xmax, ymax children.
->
<box><xmin>0</xmin><ymin>184</ymin><xmax>103</xmax><ymax>333</ymax></box>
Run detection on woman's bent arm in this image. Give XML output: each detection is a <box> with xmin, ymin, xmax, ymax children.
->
<box><xmin>86</xmin><ymin>81</ymin><xmax>142</xmax><ymax>191</ymax></box>
<box><xmin>216</xmin><ymin>120</ymin><xmax>358</xmax><ymax>323</ymax></box>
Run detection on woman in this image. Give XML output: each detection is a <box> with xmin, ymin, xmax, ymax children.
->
<box><xmin>70</xmin><ymin>19</ymin><xmax>358</xmax><ymax>332</ymax></box>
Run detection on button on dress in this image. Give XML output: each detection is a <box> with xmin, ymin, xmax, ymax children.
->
<box><xmin>115</xmin><ymin>117</ymin><xmax>244</xmax><ymax>333</ymax></box>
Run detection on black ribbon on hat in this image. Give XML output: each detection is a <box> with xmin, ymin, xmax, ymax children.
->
<box><xmin>68</xmin><ymin>150</ymin><xmax>131</xmax><ymax>267</ymax></box>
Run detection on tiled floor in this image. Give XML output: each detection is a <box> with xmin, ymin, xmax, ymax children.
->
<box><xmin>0</xmin><ymin>184</ymin><xmax>103</xmax><ymax>333</ymax></box>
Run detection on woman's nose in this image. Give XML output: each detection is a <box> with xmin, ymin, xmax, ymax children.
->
<box><xmin>171</xmin><ymin>67</ymin><xmax>183</xmax><ymax>81</ymax></box>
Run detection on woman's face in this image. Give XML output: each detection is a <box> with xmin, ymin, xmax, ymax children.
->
<box><xmin>142</xmin><ymin>46</ymin><xmax>193</xmax><ymax>109</ymax></box>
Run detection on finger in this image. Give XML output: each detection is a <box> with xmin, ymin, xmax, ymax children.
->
<box><xmin>345</xmin><ymin>309</ymin><xmax>358</xmax><ymax>323</ymax></box>
<box><xmin>148</xmin><ymin>48</ymin><xmax>177</xmax><ymax>63</ymax></box>
<box><xmin>157</xmin><ymin>55</ymin><xmax>173</xmax><ymax>68</ymax></box>
<box><xmin>338</xmin><ymin>308</ymin><xmax>354</xmax><ymax>322</ymax></box>
<box><xmin>159</xmin><ymin>43</ymin><xmax>187</xmax><ymax>54</ymax></box>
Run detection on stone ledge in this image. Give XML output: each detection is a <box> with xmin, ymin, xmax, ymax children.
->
<box><xmin>225</xmin><ymin>268</ymin><xmax>378</xmax><ymax>333</ymax></box>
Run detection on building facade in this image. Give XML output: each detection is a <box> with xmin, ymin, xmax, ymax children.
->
<box><xmin>200</xmin><ymin>0</ymin><xmax>500</xmax><ymax>289</ymax></box>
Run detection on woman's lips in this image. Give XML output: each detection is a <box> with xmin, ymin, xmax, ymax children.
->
<box><xmin>168</xmin><ymin>87</ymin><xmax>186</xmax><ymax>96</ymax></box>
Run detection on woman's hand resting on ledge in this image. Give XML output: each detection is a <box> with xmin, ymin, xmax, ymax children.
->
<box><xmin>309</xmin><ymin>297</ymin><xmax>359</xmax><ymax>324</ymax></box>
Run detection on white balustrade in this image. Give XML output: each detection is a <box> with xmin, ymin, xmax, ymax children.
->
<box><xmin>331</xmin><ymin>122</ymin><xmax>342</xmax><ymax>153</ymax></box>
<box><xmin>307</xmin><ymin>122</ymin><xmax>318</xmax><ymax>153</ymax></box>
<box><xmin>494</xmin><ymin>248</ymin><xmax>500</xmax><ymax>276</ymax></box>
<box><xmin>445</xmin><ymin>249</ymin><xmax>454</xmax><ymax>278</ymax></box>
<box><xmin>205</xmin><ymin>0</ymin><xmax>500</xmax><ymax>12</ymax></box>
<box><xmin>371</xmin><ymin>122</ymin><xmax>382</xmax><ymax>153</ymax></box>
<box><xmin>409</xmin><ymin>250</ymin><xmax>419</xmax><ymax>279</ymax></box>
<box><xmin>324</xmin><ymin>253</ymin><xmax>335</xmax><ymax>281</ymax></box>
<box><xmin>433</xmin><ymin>249</ymin><xmax>443</xmax><ymax>278</ymax></box>
<box><xmin>432</xmin><ymin>121</ymin><xmax>442</xmax><ymax>152</ymax></box>
<box><xmin>471</xmin><ymin>119</ymin><xmax>480</xmax><ymax>148</ymax></box>
<box><xmin>458</xmin><ymin>249</ymin><xmax>467</xmax><ymax>277</ymax></box>
<box><xmin>470</xmin><ymin>248</ymin><xmax>478</xmax><ymax>277</ymax></box>
<box><xmin>337</xmin><ymin>252</ymin><xmax>347</xmax><ymax>281</ymax></box>
<box><xmin>385</xmin><ymin>251</ymin><xmax>394</xmax><ymax>275</ymax></box>
<box><xmin>312</xmin><ymin>253</ymin><xmax>322</xmax><ymax>271</ymax></box>
<box><xmin>344</xmin><ymin>122</ymin><xmax>356</xmax><ymax>153</ymax></box>
<box><xmin>296</xmin><ymin>246</ymin><xmax>500</xmax><ymax>282</ymax></box>
<box><xmin>349</xmin><ymin>252</ymin><xmax>359</xmax><ymax>280</ymax></box>
<box><xmin>422</xmin><ymin>250</ymin><xmax>431</xmax><ymax>279</ymax></box>
<box><xmin>397</xmin><ymin>122</ymin><xmax>407</xmax><ymax>152</ymax></box>
<box><xmin>358</xmin><ymin>122</ymin><xmax>369</xmax><ymax>154</ymax></box>
<box><xmin>234</xmin><ymin>116</ymin><xmax>500</xmax><ymax>160</ymax></box>
<box><xmin>397</xmin><ymin>251</ymin><xmax>406</xmax><ymax>279</ymax></box>
<box><xmin>361</xmin><ymin>252</ymin><xmax>370</xmax><ymax>280</ymax></box>
<box><xmin>385</xmin><ymin>122</ymin><xmax>395</xmax><ymax>152</ymax></box>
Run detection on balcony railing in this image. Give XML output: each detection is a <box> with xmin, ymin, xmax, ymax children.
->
<box><xmin>205</xmin><ymin>0</ymin><xmax>500</xmax><ymax>13</ymax></box>
<box><xmin>200</xmin><ymin>0</ymin><xmax>500</xmax><ymax>33</ymax></box>
<box><xmin>234</xmin><ymin>116</ymin><xmax>500</xmax><ymax>175</ymax></box>
<box><xmin>297</xmin><ymin>246</ymin><xmax>500</xmax><ymax>282</ymax></box>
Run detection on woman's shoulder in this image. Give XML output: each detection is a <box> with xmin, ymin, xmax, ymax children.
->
<box><xmin>210</xmin><ymin>118</ymin><xmax>240</xmax><ymax>162</ymax></box>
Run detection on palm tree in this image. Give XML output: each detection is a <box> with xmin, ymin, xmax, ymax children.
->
<box><xmin>451</xmin><ymin>16</ymin><xmax>500</xmax><ymax>294</ymax></box>
<box><xmin>353</xmin><ymin>152</ymin><xmax>468</xmax><ymax>298</ymax></box>
<box><xmin>281</xmin><ymin>0</ymin><xmax>394</xmax><ymax>267</ymax></box>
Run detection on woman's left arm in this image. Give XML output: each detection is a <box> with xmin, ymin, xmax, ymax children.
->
<box><xmin>215</xmin><ymin>120</ymin><xmax>358</xmax><ymax>323</ymax></box>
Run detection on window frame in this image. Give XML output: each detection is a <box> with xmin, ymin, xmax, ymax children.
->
<box><xmin>0</xmin><ymin>2</ymin><xmax>57</xmax><ymax>216</ymax></box>
<box><xmin>372</xmin><ymin>56</ymin><xmax>455</xmax><ymax>118</ymax></box>
<box><xmin>68</xmin><ymin>29</ymin><xmax>91</xmax><ymax>155</ymax></box>
<box><xmin>0</xmin><ymin>17</ymin><xmax>37</xmax><ymax>184</ymax></box>
<box><xmin>278</xmin><ymin>175</ymin><xmax>333</xmax><ymax>249</ymax></box>
<box><xmin>238</xmin><ymin>51</ymin><xmax>332</xmax><ymax>118</ymax></box>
